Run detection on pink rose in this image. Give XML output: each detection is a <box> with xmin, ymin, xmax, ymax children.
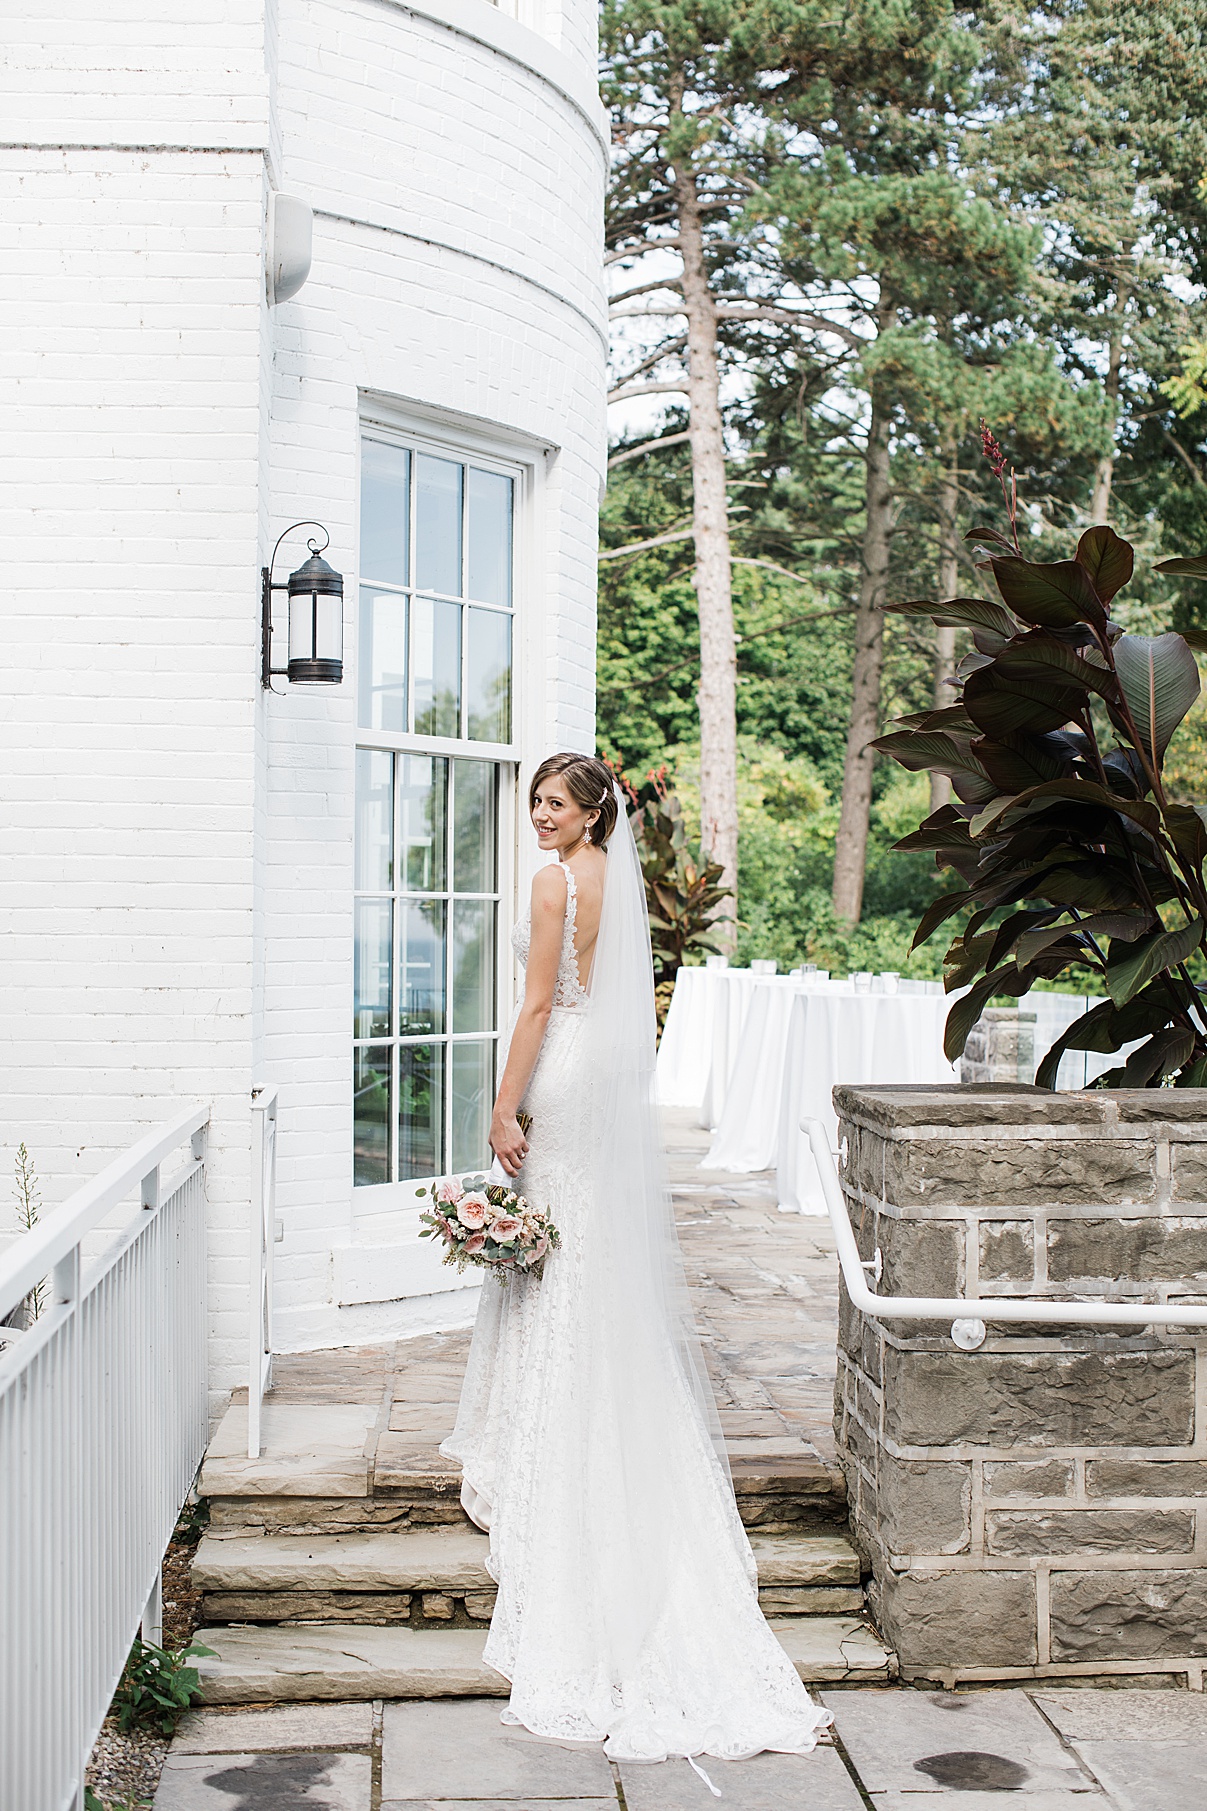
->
<box><xmin>435</xmin><ymin>1216</ymin><xmax>456</xmax><ymax>1241</ymax></box>
<box><xmin>490</xmin><ymin>1215</ymin><xmax>521</xmax><ymax>1242</ymax></box>
<box><xmin>464</xmin><ymin>1232</ymin><xmax>486</xmax><ymax>1255</ymax></box>
<box><xmin>437</xmin><ymin>1178</ymin><xmax>462</xmax><ymax>1205</ymax></box>
<box><xmin>533</xmin><ymin>1233</ymin><xmax>549</xmax><ymax>1260</ymax></box>
<box><xmin>457</xmin><ymin>1193</ymin><xmax>488</xmax><ymax>1230</ymax></box>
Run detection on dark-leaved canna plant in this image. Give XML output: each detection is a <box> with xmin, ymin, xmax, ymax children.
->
<box><xmin>610</xmin><ymin>763</ymin><xmax>731</xmax><ymax>1031</ymax></box>
<box><xmin>872</xmin><ymin>430</ymin><xmax>1207</xmax><ymax>1088</ymax></box>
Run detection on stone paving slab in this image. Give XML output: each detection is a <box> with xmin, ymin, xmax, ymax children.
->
<box><xmin>617</xmin><ymin>1747</ymin><xmax>862</xmax><ymax>1810</ymax></box>
<box><xmin>381</xmin><ymin>1699</ymin><xmax>615</xmax><ymax>1799</ymax></box>
<box><xmin>172</xmin><ymin>1702</ymin><xmax>373</xmax><ymax>1753</ymax></box>
<box><xmin>1070</xmin><ymin>1739</ymin><xmax>1207</xmax><ymax>1811</ymax></box>
<box><xmin>1037</xmin><ymin>1687</ymin><xmax>1207</xmax><ymax>1740</ymax></box>
<box><xmin>819</xmin><ymin>1689</ymin><xmax>1095</xmax><ymax>1796</ymax></box>
<box><xmin>154</xmin><ymin>1749</ymin><xmax>370</xmax><ymax>1808</ymax></box>
<box><xmin>200</xmin><ymin>1404</ymin><xmax>377</xmax><ymax>1498</ymax></box>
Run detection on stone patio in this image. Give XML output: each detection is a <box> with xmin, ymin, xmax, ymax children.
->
<box><xmin>154</xmin><ymin>1686</ymin><xmax>1207</xmax><ymax>1809</ymax></box>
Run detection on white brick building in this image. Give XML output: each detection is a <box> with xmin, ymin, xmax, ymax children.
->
<box><xmin>1</xmin><ymin>0</ymin><xmax>607</xmax><ymax>1396</ymax></box>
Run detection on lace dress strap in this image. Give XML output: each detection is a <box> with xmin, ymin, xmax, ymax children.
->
<box><xmin>555</xmin><ymin>862</ymin><xmax>590</xmax><ymax>1008</ymax></box>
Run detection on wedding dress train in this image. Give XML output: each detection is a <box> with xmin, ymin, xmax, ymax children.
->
<box><xmin>442</xmin><ymin>814</ymin><xmax>832</xmax><ymax>1765</ymax></box>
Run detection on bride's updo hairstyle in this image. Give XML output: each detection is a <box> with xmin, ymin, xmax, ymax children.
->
<box><xmin>529</xmin><ymin>753</ymin><xmax>619</xmax><ymax>848</ymax></box>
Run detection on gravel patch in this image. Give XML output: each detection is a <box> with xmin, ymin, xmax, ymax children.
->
<box><xmin>85</xmin><ymin>1719</ymin><xmax>166</xmax><ymax>1809</ymax></box>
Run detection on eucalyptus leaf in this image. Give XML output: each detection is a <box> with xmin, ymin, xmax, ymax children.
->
<box><xmin>1113</xmin><ymin>632</ymin><xmax>1201</xmax><ymax>762</ymax></box>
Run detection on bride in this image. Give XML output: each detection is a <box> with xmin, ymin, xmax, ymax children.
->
<box><xmin>442</xmin><ymin>751</ymin><xmax>832</xmax><ymax>1769</ymax></box>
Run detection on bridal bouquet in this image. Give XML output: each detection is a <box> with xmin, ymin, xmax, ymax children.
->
<box><xmin>418</xmin><ymin>1173</ymin><xmax>560</xmax><ymax>1284</ymax></box>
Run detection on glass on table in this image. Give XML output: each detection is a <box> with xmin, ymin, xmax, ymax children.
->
<box><xmin>852</xmin><ymin>971</ymin><xmax>873</xmax><ymax>993</ymax></box>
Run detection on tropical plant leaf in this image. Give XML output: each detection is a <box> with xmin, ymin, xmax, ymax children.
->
<box><xmin>990</xmin><ymin>556</ymin><xmax>1107</xmax><ymax>627</ymax></box>
<box><xmin>983</xmin><ymin>907</ymin><xmax>1062</xmax><ymax>972</ymax></box>
<box><xmin>965</xmin><ymin>524</ymin><xmax>1017</xmax><ymax>552</ymax></box>
<box><xmin>1075</xmin><ymin>525</ymin><xmax>1135</xmax><ymax>604</ymax></box>
<box><xmin>1175</xmin><ymin>1055</ymin><xmax>1207</xmax><ymax>1087</ymax></box>
<box><xmin>995</xmin><ymin>777</ymin><xmax>1163</xmax><ymax>838</ymax></box>
<box><xmin>993</xmin><ymin>632</ymin><xmax>1115</xmax><ymax>699</ymax></box>
<box><xmin>1113</xmin><ymin>633</ymin><xmax>1201</xmax><ymax>763</ymax></box>
<box><xmin>1118</xmin><ymin>1026</ymin><xmax>1197</xmax><ymax>1088</ymax></box>
<box><xmin>1105</xmin><ymin>917</ymin><xmax>1205</xmax><ymax>1007</ymax></box>
<box><xmin>1176</xmin><ymin>628</ymin><xmax>1207</xmax><ymax>653</ymax></box>
<box><xmin>1155</xmin><ymin>553</ymin><xmax>1207</xmax><ymax>578</ymax></box>
<box><xmin>869</xmin><ymin>730</ymin><xmax>990</xmax><ymax>780</ymax></box>
<box><xmin>911</xmin><ymin>887</ymin><xmax>974</xmax><ymax>951</ymax></box>
<box><xmin>963</xmin><ymin>667</ymin><xmax>1087</xmax><ymax>737</ymax></box>
<box><xmin>893</xmin><ymin>818</ymin><xmax>974</xmax><ymax>855</ymax></box>
<box><xmin>943</xmin><ymin>964</ymin><xmax>1029</xmax><ymax>1061</ymax></box>
<box><xmin>1163</xmin><ymin>803</ymin><xmax>1207</xmax><ymax>872</ymax></box>
<box><xmin>1014</xmin><ymin>910</ymin><xmax>1150</xmax><ymax>966</ymax></box>
<box><xmin>973</xmin><ymin>730</ymin><xmax>1076</xmax><ymax>793</ymax></box>
<box><xmin>883</xmin><ymin>595</ymin><xmax>1018</xmax><ymax>638</ymax></box>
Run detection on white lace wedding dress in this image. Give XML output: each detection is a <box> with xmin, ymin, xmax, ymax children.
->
<box><xmin>442</xmin><ymin>835</ymin><xmax>832</xmax><ymax>1767</ymax></box>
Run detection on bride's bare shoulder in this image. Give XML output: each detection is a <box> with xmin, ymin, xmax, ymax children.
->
<box><xmin>530</xmin><ymin>862</ymin><xmax>569</xmax><ymax>915</ymax></box>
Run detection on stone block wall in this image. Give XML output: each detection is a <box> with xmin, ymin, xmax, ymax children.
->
<box><xmin>833</xmin><ymin>1083</ymin><xmax>1207</xmax><ymax>1689</ymax></box>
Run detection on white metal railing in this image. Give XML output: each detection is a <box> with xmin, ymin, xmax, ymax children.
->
<box><xmin>0</xmin><ymin>1105</ymin><xmax>210</xmax><ymax>1811</ymax></box>
<box><xmin>807</xmin><ymin>1118</ymin><xmax>1207</xmax><ymax>1351</ymax></box>
<box><xmin>248</xmin><ymin>1086</ymin><xmax>279</xmax><ymax>1459</ymax></box>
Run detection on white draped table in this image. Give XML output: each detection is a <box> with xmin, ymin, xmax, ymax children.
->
<box><xmin>769</xmin><ymin>987</ymin><xmax>957</xmax><ymax>1213</ymax></box>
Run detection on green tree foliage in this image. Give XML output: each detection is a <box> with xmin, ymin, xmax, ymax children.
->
<box><xmin>599</xmin><ymin>2</ymin><xmax>1207</xmax><ymax>967</ymax></box>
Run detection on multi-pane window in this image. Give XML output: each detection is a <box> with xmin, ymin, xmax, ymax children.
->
<box><xmin>358</xmin><ymin>440</ymin><xmax>513</xmax><ymax>746</ymax></box>
<box><xmin>354</xmin><ymin>433</ymin><xmax>516</xmax><ymax>1190</ymax></box>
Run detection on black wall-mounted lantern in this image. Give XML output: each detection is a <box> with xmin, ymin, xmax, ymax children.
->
<box><xmin>262</xmin><ymin>522</ymin><xmax>344</xmax><ymax>688</ymax></box>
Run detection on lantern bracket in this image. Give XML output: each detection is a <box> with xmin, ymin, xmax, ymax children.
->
<box><xmin>261</xmin><ymin>520</ymin><xmax>334</xmax><ymax>690</ymax></box>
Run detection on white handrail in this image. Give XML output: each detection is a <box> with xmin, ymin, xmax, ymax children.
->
<box><xmin>248</xmin><ymin>1085</ymin><xmax>280</xmax><ymax>1458</ymax></box>
<box><xmin>0</xmin><ymin>1106</ymin><xmax>210</xmax><ymax>1811</ymax></box>
<box><xmin>0</xmin><ymin>1102</ymin><xmax>209</xmax><ymax>1321</ymax></box>
<box><xmin>806</xmin><ymin>1117</ymin><xmax>1207</xmax><ymax>1351</ymax></box>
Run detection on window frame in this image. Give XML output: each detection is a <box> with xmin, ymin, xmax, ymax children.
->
<box><xmin>354</xmin><ymin>414</ymin><xmax>529</xmax><ymax>1208</ymax></box>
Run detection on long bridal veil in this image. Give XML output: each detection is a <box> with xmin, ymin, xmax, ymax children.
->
<box><xmin>570</xmin><ymin>785</ymin><xmax>731</xmax><ymax>1669</ymax></box>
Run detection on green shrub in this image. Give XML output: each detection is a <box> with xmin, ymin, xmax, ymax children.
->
<box><xmin>111</xmin><ymin>1637</ymin><xmax>213</xmax><ymax>1738</ymax></box>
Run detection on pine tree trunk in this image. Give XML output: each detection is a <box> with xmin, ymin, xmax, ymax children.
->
<box><xmin>832</xmin><ymin>391</ymin><xmax>893</xmax><ymax>923</ymax></box>
<box><xmin>1090</xmin><ymin>274</ymin><xmax>1131</xmax><ymax>525</ymax></box>
<box><xmin>930</xmin><ymin>444</ymin><xmax>960</xmax><ymax>815</ymax></box>
<box><xmin>673</xmin><ymin>154</ymin><xmax>738</xmax><ymax>936</ymax></box>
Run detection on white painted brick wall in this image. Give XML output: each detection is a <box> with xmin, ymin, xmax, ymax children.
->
<box><xmin>1</xmin><ymin>0</ymin><xmax>604</xmax><ymax>1392</ymax></box>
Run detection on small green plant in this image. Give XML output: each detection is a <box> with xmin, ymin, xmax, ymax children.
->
<box><xmin>12</xmin><ymin>1142</ymin><xmax>46</xmax><ymax>1321</ymax></box>
<box><xmin>111</xmin><ymin>1637</ymin><xmax>214</xmax><ymax>1737</ymax></box>
<box><xmin>84</xmin><ymin>1791</ymin><xmax>150</xmax><ymax>1811</ymax></box>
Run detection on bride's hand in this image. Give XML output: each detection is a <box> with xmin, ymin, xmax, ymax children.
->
<box><xmin>490</xmin><ymin>1109</ymin><xmax>528</xmax><ymax>1177</ymax></box>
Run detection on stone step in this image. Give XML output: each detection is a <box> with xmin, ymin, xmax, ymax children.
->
<box><xmin>194</xmin><ymin>1615</ymin><xmax>894</xmax><ymax>1704</ymax></box>
<box><xmin>199</xmin><ymin>1401</ymin><xmax>849</xmax><ymax>1537</ymax></box>
<box><xmin>193</xmin><ymin>1525</ymin><xmax>865</xmax><ymax>1626</ymax></box>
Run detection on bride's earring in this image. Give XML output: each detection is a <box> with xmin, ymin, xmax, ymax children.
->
<box><xmin>584</xmin><ymin>826</ymin><xmax>592</xmax><ymax>844</ymax></box>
